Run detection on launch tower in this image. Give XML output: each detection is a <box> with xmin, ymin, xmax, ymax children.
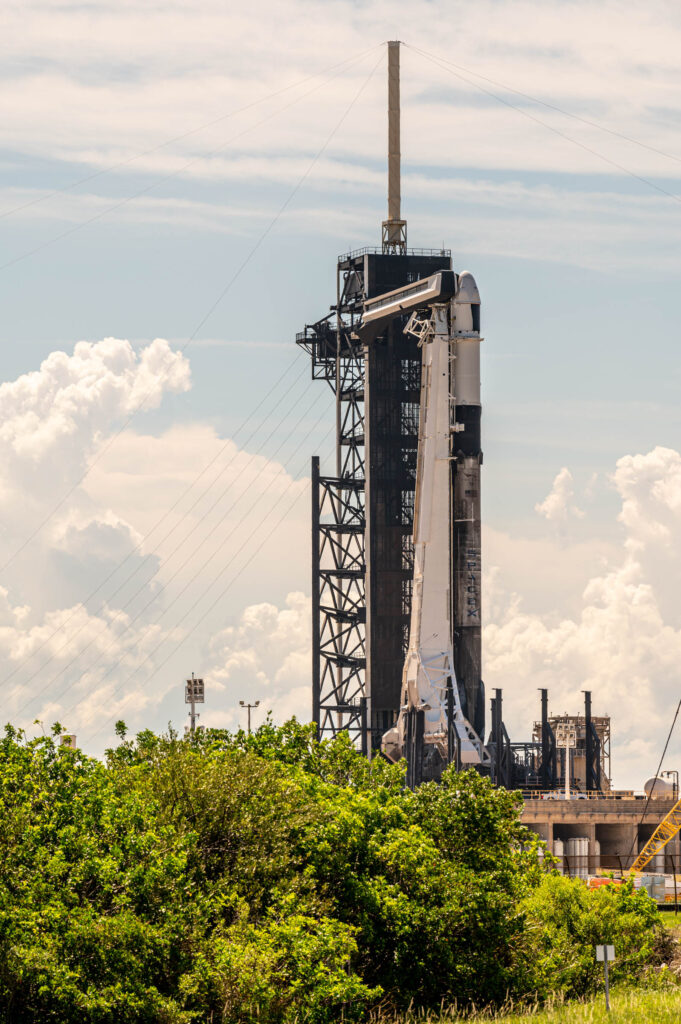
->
<box><xmin>297</xmin><ymin>42</ymin><xmax>485</xmax><ymax>762</ymax></box>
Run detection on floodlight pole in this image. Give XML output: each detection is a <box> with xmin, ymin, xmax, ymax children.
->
<box><xmin>555</xmin><ymin>722</ymin><xmax>576</xmax><ymax>800</ymax></box>
<box><xmin>188</xmin><ymin>672</ymin><xmax>197</xmax><ymax>734</ymax></box>
<box><xmin>185</xmin><ymin>672</ymin><xmax>205</xmax><ymax>735</ymax></box>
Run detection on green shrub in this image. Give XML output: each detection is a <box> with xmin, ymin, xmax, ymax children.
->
<box><xmin>519</xmin><ymin>873</ymin><xmax>666</xmax><ymax>1000</ymax></box>
<box><xmin>179</xmin><ymin>912</ymin><xmax>378</xmax><ymax>1023</ymax></box>
<box><xmin>0</xmin><ymin>720</ymin><xmax>671</xmax><ymax>1021</ymax></box>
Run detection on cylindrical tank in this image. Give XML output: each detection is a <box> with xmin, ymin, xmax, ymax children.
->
<box><xmin>566</xmin><ymin>837</ymin><xmax>578</xmax><ymax>876</ymax></box>
<box><xmin>567</xmin><ymin>837</ymin><xmax>589</xmax><ymax>879</ymax></box>
<box><xmin>593</xmin><ymin>839</ymin><xmax>601</xmax><ymax>876</ymax></box>
<box><xmin>644</xmin><ymin>777</ymin><xmax>674</xmax><ymax>797</ymax></box>
<box><xmin>554</xmin><ymin>837</ymin><xmax>564</xmax><ymax>874</ymax></box>
<box><xmin>451</xmin><ymin>272</ymin><xmax>483</xmax><ymax>738</ymax></box>
<box><xmin>580</xmin><ymin>837</ymin><xmax>589</xmax><ymax>879</ymax></box>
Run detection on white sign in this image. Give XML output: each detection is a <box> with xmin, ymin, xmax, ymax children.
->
<box><xmin>596</xmin><ymin>945</ymin><xmax>615</xmax><ymax>961</ymax></box>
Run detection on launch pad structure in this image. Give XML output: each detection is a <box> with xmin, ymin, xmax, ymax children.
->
<box><xmin>301</xmin><ymin>245</ymin><xmax>454</xmax><ymax>752</ymax></box>
<box><xmin>296</xmin><ymin>41</ymin><xmax>603</xmax><ymax>790</ymax></box>
<box><xmin>300</xmin><ymin>41</ymin><xmax>465</xmax><ymax>759</ymax></box>
<box><xmin>297</xmin><ymin>42</ymin><xmax>561</xmax><ymax>789</ymax></box>
<box><xmin>296</xmin><ymin>40</ymin><xmax>681</xmax><ymax>879</ymax></box>
<box><xmin>298</xmin><ymin>43</ymin><xmax>486</xmax><ymax>777</ymax></box>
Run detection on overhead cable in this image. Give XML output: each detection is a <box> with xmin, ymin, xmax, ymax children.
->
<box><xmin>625</xmin><ymin>697</ymin><xmax>681</xmax><ymax>867</ymax></box>
<box><xmin>410</xmin><ymin>46</ymin><xmax>681</xmax><ymax>208</ymax></box>
<box><xmin>1</xmin><ymin>355</ymin><xmax>306</xmax><ymax>686</ymax></box>
<box><xmin>14</xmin><ymin>384</ymin><xmax>328</xmax><ymax>717</ymax></box>
<box><xmin>0</xmin><ymin>47</ymin><xmax>383</xmax><ymax>580</ymax></box>
<box><xmin>0</xmin><ymin>46</ymin><xmax>380</xmax><ymax>274</ymax></box>
<box><xmin>408</xmin><ymin>44</ymin><xmax>681</xmax><ymax>169</ymax></box>
<box><xmin>0</xmin><ymin>46</ymin><xmax>380</xmax><ymax>222</ymax></box>
<box><xmin>80</xmin><ymin>428</ymin><xmax>336</xmax><ymax>748</ymax></box>
<box><xmin>68</xmin><ymin>423</ymin><xmax>336</xmax><ymax>743</ymax></box>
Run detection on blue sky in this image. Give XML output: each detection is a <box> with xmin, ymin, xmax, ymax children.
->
<box><xmin>1</xmin><ymin>0</ymin><xmax>681</xmax><ymax>785</ymax></box>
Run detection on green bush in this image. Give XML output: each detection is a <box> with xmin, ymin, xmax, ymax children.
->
<box><xmin>519</xmin><ymin>873</ymin><xmax>666</xmax><ymax>1000</ymax></box>
<box><xmin>0</xmin><ymin>720</ymin><xmax>671</xmax><ymax>1021</ymax></box>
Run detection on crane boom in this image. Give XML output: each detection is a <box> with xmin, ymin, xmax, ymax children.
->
<box><xmin>631</xmin><ymin>796</ymin><xmax>681</xmax><ymax>872</ymax></box>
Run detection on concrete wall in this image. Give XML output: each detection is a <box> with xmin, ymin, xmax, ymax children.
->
<box><xmin>521</xmin><ymin>796</ymin><xmax>680</xmax><ymax>873</ymax></box>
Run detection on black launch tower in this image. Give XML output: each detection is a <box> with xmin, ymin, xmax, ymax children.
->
<box><xmin>298</xmin><ymin>246</ymin><xmax>452</xmax><ymax>751</ymax></box>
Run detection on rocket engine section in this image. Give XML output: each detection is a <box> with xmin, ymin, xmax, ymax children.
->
<box><xmin>381</xmin><ymin>272</ymin><xmax>488</xmax><ymax>784</ymax></box>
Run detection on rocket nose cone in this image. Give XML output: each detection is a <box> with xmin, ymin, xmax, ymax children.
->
<box><xmin>455</xmin><ymin>271</ymin><xmax>481</xmax><ymax>305</ymax></box>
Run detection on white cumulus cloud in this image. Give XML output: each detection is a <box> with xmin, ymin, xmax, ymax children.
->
<box><xmin>487</xmin><ymin>446</ymin><xmax>681</xmax><ymax>789</ymax></box>
<box><xmin>0</xmin><ymin>337</ymin><xmax>192</xmax><ymax>738</ymax></box>
<box><xmin>0</xmin><ymin>336</ymin><xmax>316</xmax><ymax>750</ymax></box>
<box><xmin>535</xmin><ymin>466</ymin><xmax>584</xmax><ymax>522</ymax></box>
<box><xmin>0</xmin><ymin>336</ymin><xmax>190</xmax><ymax>464</ymax></box>
<box><xmin>203</xmin><ymin>591</ymin><xmax>311</xmax><ymax>731</ymax></box>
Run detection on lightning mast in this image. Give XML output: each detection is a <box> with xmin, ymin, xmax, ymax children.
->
<box><xmin>382</xmin><ymin>41</ymin><xmax>407</xmax><ymax>255</ymax></box>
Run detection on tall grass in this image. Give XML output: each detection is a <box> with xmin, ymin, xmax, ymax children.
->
<box><xmin>376</xmin><ymin>987</ymin><xmax>681</xmax><ymax>1023</ymax></box>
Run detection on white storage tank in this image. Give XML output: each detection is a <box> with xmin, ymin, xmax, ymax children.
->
<box><xmin>566</xmin><ymin>837</ymin><xmax>589</xmax><ymax>879</ymax></box>
<box><xmin>644</xmin><ymin>777</ymin><xmax>675</xmax><ymax>798</ymax></box>
<box><xmin>566</xmin><ymin>838</ymin><xmax>578</xmax><ymax>876</ymax></box>
<box><xmin>554</xmin><ymin>838</ymin><xmax>564</xmax><ymax>874</ymax></box>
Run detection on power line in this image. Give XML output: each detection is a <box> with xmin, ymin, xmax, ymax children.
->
<box><xmin>0</xmin><ymin>47</ymin><xmax>378</xmax><ymax>275</ymax></box>
<box><xmin>68</xmin><ymin>422</ymin><xmax>337</xmax><ymax>744</ymax></box>
<box><xmin>0</xmin><ymin>46</ymin><xmax>379</xmax><ymax>222</ymax></box>
<box><xmin>0</xmin><ymin>46</ymin><xmax>383</xmax><ymax>581</ymax></box>
<box><xmin>1</xmin><ymin>354</ymin><xmax>306</xmax><ymax>687</ymax></box>
<box><xmin>409</xmin><ymin>46</ymin><xmax>681</xmax><ymax>208</ymax></box>
<box><xmin>9</xmin><ymin>46</ymin><xmax>382</xmax><ymax>698</ymax></box>
<box><xmin>408</xmin><ymin>44</ymin><xmax>681</xmax><ymax>169</ymax></box>
<box><xmin>13</xmin><ymin>384</ymin><xmax>328</xmax><ymax>717</ymax></box>
<box><xmin>625</xmin><ymin>697</ymin><xmax>681</xmax><ymax>866</ymax></box>
<box><xmin>80</xmin><ymin>427</ymin><xmax>336</xmax><ymax>748</ymax></box>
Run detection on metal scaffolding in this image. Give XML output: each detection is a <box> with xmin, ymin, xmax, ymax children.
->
<box><xmin>298</xmin><ymin>248</ymin><xmax>451</xmax><ymax>750</ymax></box>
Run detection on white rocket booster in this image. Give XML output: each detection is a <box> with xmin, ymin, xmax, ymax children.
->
<box><xmin>382</xmin><ymin>272</ymin><xmax>487</xmax><ymax>777</ymax></box>
<box><xmin>451</xmin><ymin>272</ymin><xmax>485</xmax><ymax>741</ymax></box>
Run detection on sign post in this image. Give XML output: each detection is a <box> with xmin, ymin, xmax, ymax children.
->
<box><xmin>596</xmin><ymin>945</ymin><xmax>615</xmax><ymax>1011</ymax></box>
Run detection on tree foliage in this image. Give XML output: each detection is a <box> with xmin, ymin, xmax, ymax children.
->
<box><xmin>0</xmin><ymin>720</ymin><xmax>670</xmax><ymax>1021</ymax></box>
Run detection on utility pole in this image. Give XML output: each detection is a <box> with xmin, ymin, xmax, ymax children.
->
<box><xmin>185</xmin><ymin>673</ymin><xmax>205</xmax><ymax>734</ymax></box>
<box><xmin>239</xmin><ymin>699</ymin><xmax>260</xmax><ymax>735</ymax></box>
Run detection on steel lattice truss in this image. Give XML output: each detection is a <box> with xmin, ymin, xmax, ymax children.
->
<box><xmin>298</xmin><ymin>264</ymin><xmax>368</xmax><ymax>747</ymax></box>
<box><xmin>298</xmin><ymin>248</ymin><xmax>452</xmax><ymax>750</ymax></box>
<box><xmin>632</xmin><ymin>796</ymin><xmax>681</xmax><ymax>872</ymax></box>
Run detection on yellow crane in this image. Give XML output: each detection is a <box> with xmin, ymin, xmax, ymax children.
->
<box><xmin>631</xmin><ymin>795</ymin><xmax>681</xmax><ymax>872</ymax></box>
